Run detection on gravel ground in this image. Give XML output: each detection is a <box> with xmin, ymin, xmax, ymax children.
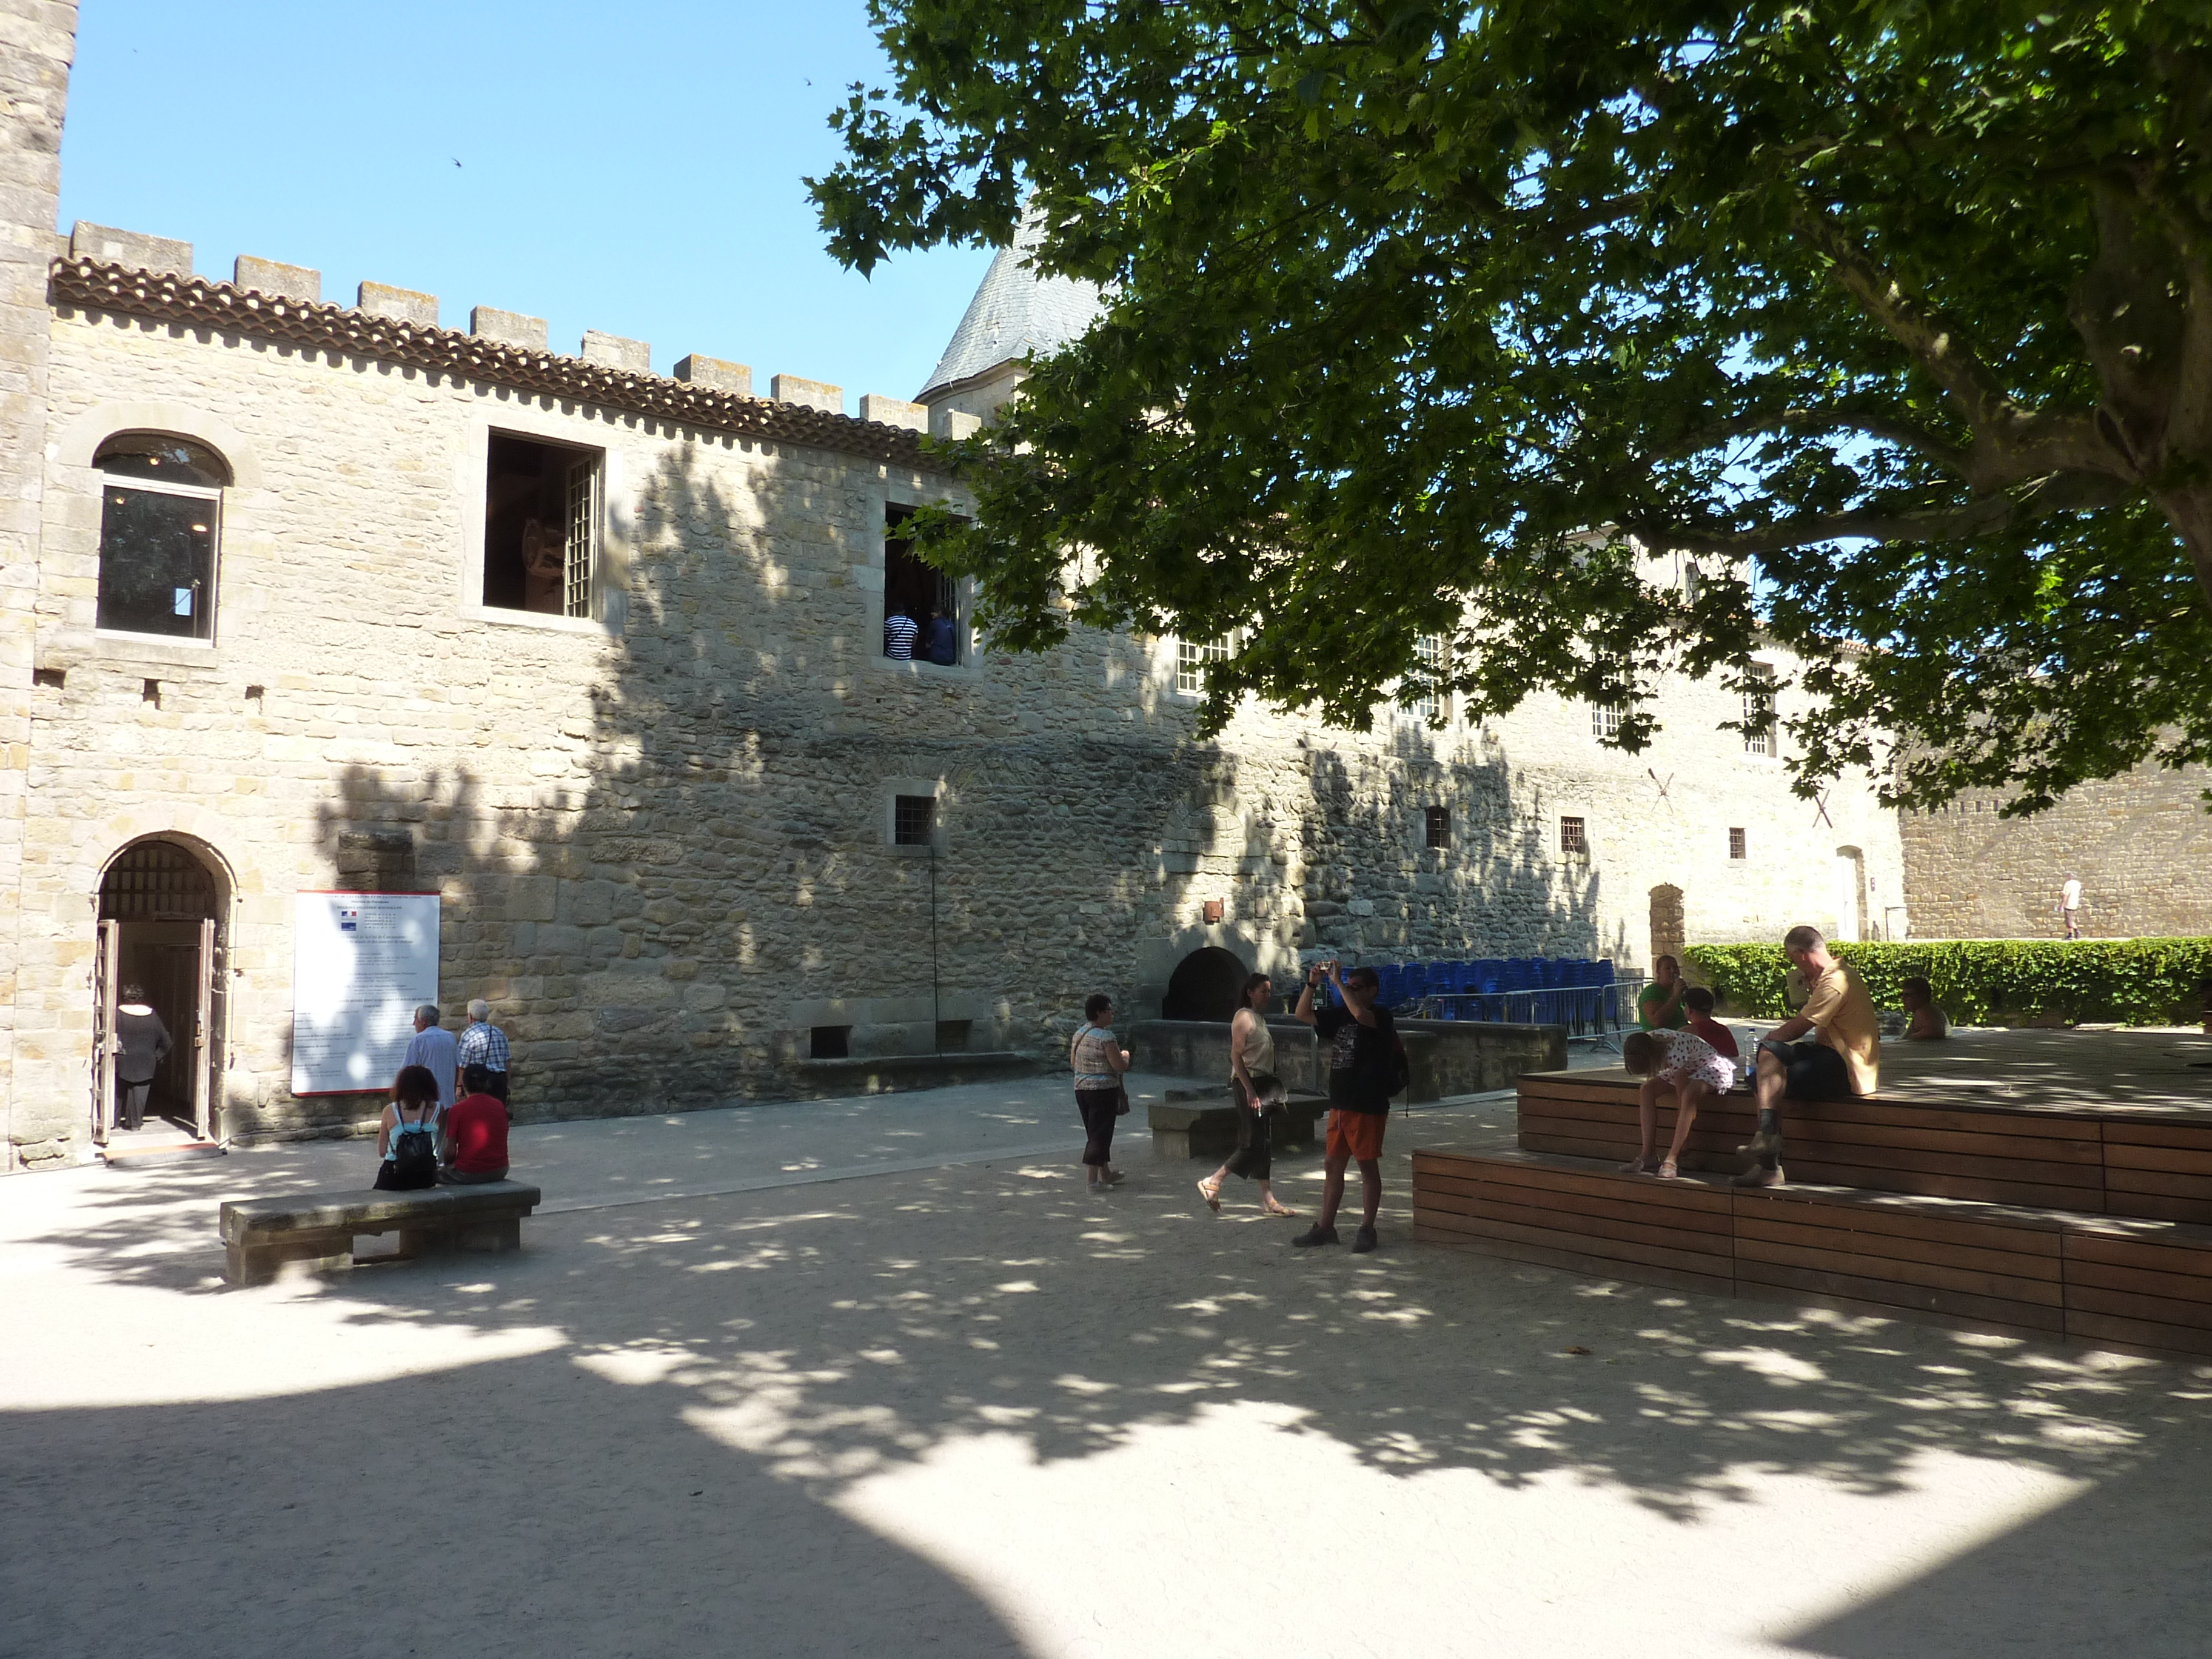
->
<box><xmin>3</xmin><ymin>1073</ymin><xmax>2206</xmax><ymax>1659</ymax></box>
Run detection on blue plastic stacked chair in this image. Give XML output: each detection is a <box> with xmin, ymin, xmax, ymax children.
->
<box><xmin>1373</xmin><ymin>963</ymin><xmax>1407</xmax><ymax>1010</ymax></box>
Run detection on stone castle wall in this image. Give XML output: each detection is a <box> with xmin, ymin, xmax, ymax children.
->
<box><xmin>1900</xmin><ymin>765</ymin><xmax>2212</xmax><ymax>940</ymax></box>
<box><xmin>2</xmin><ymin>263</ymin><xmax>1903</xmax><ymax>1167</ymax></box>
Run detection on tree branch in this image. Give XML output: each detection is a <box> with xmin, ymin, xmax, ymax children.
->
<box><xmin>1634</xmin><ymin>470</ymin><xmax>2134</xmax><ymax>559</ymax></box>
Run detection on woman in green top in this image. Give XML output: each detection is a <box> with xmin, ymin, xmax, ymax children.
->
<box><xmin>1638</xmin><ymin>954</ymin><xmax>1689</xmax><ymax>1030</ymax></box>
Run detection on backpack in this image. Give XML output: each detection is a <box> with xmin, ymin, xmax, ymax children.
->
<box><xmin>389</xmin><ymin>1109</ymin><xmax>439</xmax><ymax>1189</ymax></box>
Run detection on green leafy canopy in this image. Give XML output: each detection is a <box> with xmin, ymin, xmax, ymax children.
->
<box><xmin>814</xmin><ymin>2</ymin><xmax>2212</xmax><ymax>814</ymax></box>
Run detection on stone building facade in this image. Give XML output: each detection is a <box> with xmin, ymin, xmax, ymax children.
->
<box><xmin>1901</xmin><ymin>764</ymin><xmax>2212</xmax><ymax>941</ymax></box>
<box><xmin>0</xmin><ymin>8</ymin><xmax>1904</xmax><ymax>1170</ymax></box>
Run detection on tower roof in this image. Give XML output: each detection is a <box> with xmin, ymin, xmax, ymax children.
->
<box><xmin>917</xmin><ymin>210</ymin><xmax>1102</xmax><ymax>403</ymax></box>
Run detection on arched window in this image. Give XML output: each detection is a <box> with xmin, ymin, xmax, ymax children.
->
<box><xmin>94</xmin><ymin>432</ymin><xmax>229</xmax><ymax>641</ymax></box>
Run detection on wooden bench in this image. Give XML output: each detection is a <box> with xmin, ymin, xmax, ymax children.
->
<box><xmin>220</xmin><ymin>1181</ymin><xmax>542</xmax><ymax>1287</ymax></box>
<box><xmin>1412</xmin><ymin>1147</ymin><xmax>2212</xmax><ymax>1357</ymax></box>
<box><xmin>1517</xmin><ymin>1069</ymin><xmax>2212</xmax><ymax>1219</ymax></box>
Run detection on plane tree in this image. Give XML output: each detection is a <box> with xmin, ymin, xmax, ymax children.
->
<box><xmin>814</xmin><ymin>1</ymin><xmax>2212</xmax><ymax>811</ymax></box>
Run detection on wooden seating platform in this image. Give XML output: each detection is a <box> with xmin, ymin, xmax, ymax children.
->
<box><xmin>1413</xmin><ymin>1148</ymin><xmax>2212</xmax><ymax>1356</ymax></box>
<box><xmin>1517</xmin><ymin>1068</ymin><xmax>2212</xmax><ymax>1221</ymax></box>
<box><xmin>220</xmin><ymin>1181</ymin><xmax>541</xmax><ymax>1286</ymax></box>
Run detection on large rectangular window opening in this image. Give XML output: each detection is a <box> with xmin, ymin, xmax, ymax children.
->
<box><xmin>484</xmin><ymin>432</ymin><xmax>600</xmax><ymax>618</ymax></box>
<box><xmin>885</xmin><ymin>504</ymin><xmax>960</xmax><ymax>663</ymax></box>
<box><xmin>95</xmin><ymin>432</ymin><xmax>227</xmax><ymax>642</ymax></box>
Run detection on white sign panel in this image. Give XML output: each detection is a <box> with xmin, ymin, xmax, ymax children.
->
<box><xmin>291</xmin><ymin>891</ymin><xmax>441</xmax><ymax>1096</ymax></box>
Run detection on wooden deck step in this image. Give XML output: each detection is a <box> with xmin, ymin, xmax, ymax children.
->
<box><xmin>1412</xmin><ymin>1145</ymin><xmax>2212</xmax><ymax>1359</ymax></box>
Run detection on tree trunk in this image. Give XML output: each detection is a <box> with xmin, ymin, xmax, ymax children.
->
<box><xmin>2156</xmin><ymin>484</ymin><xmax>2212</xmax><ymax>611</ymax></box>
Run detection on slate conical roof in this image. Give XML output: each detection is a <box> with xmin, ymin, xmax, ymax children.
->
<box><xmin>917</xmin><ymin>209</ymin><xmax>1104</xmax><ymax>402</ymax></box>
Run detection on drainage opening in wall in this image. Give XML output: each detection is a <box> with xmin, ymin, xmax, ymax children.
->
<box><xmin>935</xmin><ymin>1019</ymin><xmax>971</xmax><ymax>1052</ymax></box>
<box><xmin>810</xmin><ymin>1025</ymin><xmax>852</xmax><ymax>1060</ymax></box>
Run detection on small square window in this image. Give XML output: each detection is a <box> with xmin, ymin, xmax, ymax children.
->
<box><xmin>1425</xmin><ymin>806</ymin><xmax>1450</xmax><ymax>850</ymax></box>
<box><xmin>893</xmin><ymin>793</ymin><xmax>936</xmax><ymax>846</ymax></box>
<box><xmin>1729</xmin><ymin>826</ymin><xmax>1747</xmax><ymax>860</ymax></box>
<box><xmin>1176</xmin><ymin>633</ymin><xmax>1233</xmax><ymax>696</ymax></box>
<box><xmin>1560</xmin><ymin>816</ymin><xmax>1587</xmax><ymax>856</ymax></box>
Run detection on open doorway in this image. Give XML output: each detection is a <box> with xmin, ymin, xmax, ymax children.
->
<box><xmin>94</xmin><ymin>837</ymin><xmax>227</xmax><ymax>1146</ymax></box>
<box><xmin>1834</xmin><ymin>846</ymin><xmax>1868</xmax><ymax>943</ymax></box>
<box><xmin>1162</xmin><ymin>946</ymin><xmax>1250</xmax><ymax>1022</ymax></box>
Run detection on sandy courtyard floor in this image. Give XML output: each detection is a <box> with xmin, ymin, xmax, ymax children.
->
<box><xmin>4</xmin><ymin>1071</ymin><xmax>2208</xmax><ymax>1658</ymax></box>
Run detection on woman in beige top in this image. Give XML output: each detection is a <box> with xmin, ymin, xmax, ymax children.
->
<box><xmin>1197</xmin><ymin>973</ymin><xmax>1299</xmax><ymax>1217</ymax></box>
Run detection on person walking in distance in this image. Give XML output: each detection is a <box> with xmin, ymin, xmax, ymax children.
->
<box><xmin>1070</xmin><ymin>994</ymin><xmax>1132</xmax><ymax>1193</ymax></box>
<box><xmin>1291</xmin><ymin>960</ymin><xmax>1400</xmax><ymax>1253</ymax></box>
<box><xmin>1196</xmin><ymin>973</ymin><xmax>1299</xmax><ymax>1218</ymax></box>
<box><xmin>1737</xmin><ymin>925</ymin><xmax>1880</xmax><ymax>1187</ymax></box>
<box><xmin>2061</xmin><ymin>874</ymin><xmax>2085</xmax><ymax>940</ymax></box>
<box><xmin>455</xmin><ymin>998</ymin><xmax>511</xmax><ymax>1103</ymax></box>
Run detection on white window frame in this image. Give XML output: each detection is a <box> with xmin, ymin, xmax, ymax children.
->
<box><xmin>1743</xmin><ymin>663</ymin><xmax>1778</xmax><ymax>757</ymax></box>
<box><xmin>1175</xmin><ymin>632</ymin><xmax>1235</xmax><ymax>698</ymax></box>
<box><xmin>1401</xmin><ymin>632</ymin><xmax>1450</xmax><ymax>725</ymax></box>
<box><xmin>1591</xmin><ymin>702</ymin><xmax>1623</xmax><ymax>742</ymax></box>
<box><xmin>94</xmin><ymin>466</ymin><xmax>225</xmax><ymax>647</ymax></box>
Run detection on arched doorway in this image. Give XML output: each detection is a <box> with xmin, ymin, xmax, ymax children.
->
<box><xmin>95</xmin><ymin>837</ymin><xmax>227</xmax><ymax>1144</ymax></box>
<box><xmin>1647</xmin><ymin>883</ymin><xmax>1685</xmax><ymax>970</ymax></box>
<box><xmin>1162</xmin><ymin>946</ymin><xmax>1250</xmax><ymax>1022</ymax></box>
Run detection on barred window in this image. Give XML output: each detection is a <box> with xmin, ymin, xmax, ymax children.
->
<box><xmin>1743</xmin><ymin>663</ymin><xmax>1777</xmax><ymax>756</ymax></box>
<box><xmin>1425</xmin><ymin>806</ymin><xmax>1450</xmax><ymax>850</ymax></box>
<box><xmin>893</xmin><ymin>794</ymin><xmax>936</xmax><ymax>846</ymax></box>
<box><xmin>1560</xmin><ymin>816</ymin><xmax>1587</xmax><ymax>855</ymax></box>
<box><xmin>1729</xmin><ymin>826</ymin><xmax>1747</xmax><ymax>860</ymax></box>
<box><xmin>1175</xmin><ymin>634</ymin><xmax>1233</xmax><ymax>696</ymax></box>
<box><xmin>484</xmin><ymin>432</ymin><xmax>599</xmax><ymax>619</ymax></box>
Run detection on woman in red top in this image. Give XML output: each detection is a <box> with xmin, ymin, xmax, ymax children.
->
<box><xmin>439</xmin><ymin>1063</ymin><xmax>510</xmax><ymax>1184</ymax></box>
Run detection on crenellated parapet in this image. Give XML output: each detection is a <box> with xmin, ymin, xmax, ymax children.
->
<box><xmin>51</xmin><ymin>222</ymin><xmax>939</xmax><ymax>464</ymax></box>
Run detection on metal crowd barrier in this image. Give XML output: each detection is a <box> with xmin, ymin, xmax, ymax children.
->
<box><xmin>1414</xmin><ymin>974</ymin><xmax>1649</xmax><ymax>1050</ymax></box>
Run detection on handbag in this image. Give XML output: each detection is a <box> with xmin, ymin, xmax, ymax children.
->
<box><xmin>1114</xmin><ymin>1084</ymin><xmax>1130</xmax><ymax>1118</ymax></box>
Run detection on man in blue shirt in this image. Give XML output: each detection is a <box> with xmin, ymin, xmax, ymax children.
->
<box><xmin>400</xmin><ymin>1004</ymin><xmax>459</xmax><ymax>1118</ymax></box>
<box><xmin>923</xmin><ymin>607</ymin><xmax>958</xmax><ymax>665</ymax></box>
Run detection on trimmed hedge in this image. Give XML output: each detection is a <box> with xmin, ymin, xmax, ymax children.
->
<box><xmin>1683</xmin><ymin>938</ymin><xmax>2212</xmax><ymax>1028</ymax></box>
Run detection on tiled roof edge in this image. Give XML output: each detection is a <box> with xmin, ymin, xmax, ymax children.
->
<box><xmin>48</xmin><ymin>258</ymin><xmax>934</xmax><ymax>469</ymax></box>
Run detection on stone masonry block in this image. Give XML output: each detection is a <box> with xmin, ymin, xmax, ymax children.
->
<box><xmin>234</xmin><ymin>256</ymin><xmax>320</xmax><ymax>302</ymax></box>
<box><xmin>860</xmin><ymin>394</ymin><xmax>928</xmax><ymax>433</ymax></box>
<box><xmin>472</xmin><ymin>306</ymin><xmax>550</xmax><ymax>351</ymax></box>
<box><xmin>70</xmin><ymin>221</ymin><xmax>190</xmax><ymax>275</ymax></box>
<box><xmin>771</xmin><ymin>374</ymin><xmax>842</xmax><ymax>415</ymax></box>
<box><xmin>358</xmin><ymin>282</ymin><xmax>438</xmax><ymax>327</ymax></box>
<box><xmin>931</xmin><ymin>407</ymin><xmax>984</xmax><ymax>441</ymax></box>
<box><xmin>505</xmin><ymin>874</ymin><xmax>557</xmax><ymax>923</ymax></box>
<box><xmin>673</xmin><ymin>355</ymin><xmax>752</xmax><ymax>396</ymax></box>
<box><xmin>580</xmin><ymin>330</ymin><xmax>650</xmax><ymax>372</ymax></box>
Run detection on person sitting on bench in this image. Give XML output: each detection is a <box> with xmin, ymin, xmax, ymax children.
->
<box><xmin>1899</xmin><ymin>976</ymin><xmax>1950</xmax><ymax>1041</ymax></box>
<box><xmin>1620</xmin><ymin>1027</ymin><xmax>1733</xmax><ymax>1179</ymax></box>
<box><xmin>439</xmin><ymin>1063</ymin><xmax>511</xmax><ymax>1185</ymax></box>
<box><xmin>1738</xmin><ymin>925</ymin><xmax>1880</xmax><ymax>1187</ymax></box>
<box><xmin>1682</xmin><ymin>986</ymin><xmax>1740</xmax><ymax>1067</ymax></box>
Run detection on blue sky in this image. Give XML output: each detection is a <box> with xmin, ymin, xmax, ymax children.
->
<box><xmin>56</xmin><ymin>1</ymin><xmax>994</xmax><ymax>411</ymax></box>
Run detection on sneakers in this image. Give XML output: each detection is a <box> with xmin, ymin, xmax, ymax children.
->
<box><xmin>1292</xmin><ymin>1223</ymin><xmax>1340</xmax><ymax>1248</ymax></box>
<box><xmin>1733</xmin><ymin>1161</ymin><xmax>1786</xmax><ymax>1188</ymax></box>
<box><xmin>1350</xmin><ymin>1224</ymin><xmax>1379</xmax><ymax>1254</ymax></box>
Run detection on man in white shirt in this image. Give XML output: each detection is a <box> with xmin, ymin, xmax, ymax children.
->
<box><xmin>401</xmin><ymin>1004</ymin><xmax>459</xmax><ymax>1117</ymax></box>
<box><xmin>2061</xmin><ymin>875</ymin><xmax>2084</xmax><ymax>940</ymax></box>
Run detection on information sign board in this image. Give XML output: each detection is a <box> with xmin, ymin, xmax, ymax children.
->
<box><xmin>290</xmin><ymin>890</ymin><xmax>441</xmax><ymax>1096</ymax></box>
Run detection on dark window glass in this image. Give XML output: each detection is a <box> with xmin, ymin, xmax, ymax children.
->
<box><xmin>894</xmin><ymin>794</ymin><xmax>936</xmax><ymax>845</ymax></box>
<box><xmin>95</xmin><ymin>483</ymin><xmax>218</xmax><ymax>639</ymax></box>
<box><xmin>93</xmin><ymin>432</ymin><xmax>230</xmax><ymax>488</ymax></box>
<box><xmin>1560</xmin><ymin>816</ymin><xmax>1587</xmax><ymax>855</ymax></box>
<box><xmin>1425</xmin><ymin>806</ymin><xmax>1450</xmax><ymax>850</ymax></box>
<box><xmin>885</xmin><ymin>505</ymin><xmax>959</xmax><ymax>662</ymax></box>
<box><xmin>484</xmin><ymin>433</ymin><xmax>598</xmax><ymax>617</ymax></box>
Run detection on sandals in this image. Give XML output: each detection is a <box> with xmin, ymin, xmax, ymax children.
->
<box><xmin>1262</xmin><ymin>1199</ymin><xmax>1300</xmax><ymax>1218</ymax></box>
<box><xmin>1197</xmin><ymin>1178</ymin><xmax>1222</xmax><ymax>1212</ymax></box>
<box><xmin>1656</xmin><ymin>1158</ymin><xmax>1681</xmax><ymax>1180</ymax></box>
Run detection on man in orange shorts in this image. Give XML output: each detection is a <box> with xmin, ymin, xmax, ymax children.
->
<box><xmin>1292</xmin><ymin>960</ymin><xmax>1400</xmax><ymax>1253</ymax></box>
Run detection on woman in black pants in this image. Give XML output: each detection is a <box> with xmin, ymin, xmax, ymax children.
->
<box><xmin>1198</xmin><ymin>973</ymin><xmax>1298</xmax><ymax>1216</ymax></box>
<box><xmin>112</xmin><ymin>984</ymin><xmax>171</xmax><ymax>1132</ymax></box>
<box><xmin>1070</xmin><ymin>993</ymin><xmax>1131</xmax><ymax>1192</ymax></box>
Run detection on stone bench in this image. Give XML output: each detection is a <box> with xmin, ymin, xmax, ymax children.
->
<box><xmin>219</xmin><ymin>1181</ymin><xmax>541</xmax><ymax>1286</ymax></box>
<box><xmin>1148</xmin><ymin>1088</ymin><xmax>1331</xmax><ymax>1159</ymax></box>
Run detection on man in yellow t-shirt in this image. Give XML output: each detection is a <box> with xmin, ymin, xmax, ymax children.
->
<box><xmin>1736</xmin><ymin>924</ymin><xmax>1880</xmax><ymax>1188</ymax></box>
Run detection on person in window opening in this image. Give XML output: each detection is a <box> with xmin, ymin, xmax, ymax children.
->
<box><xmin>375</xmin><ymin>1065</ymin><xmax>442</xmax><ymax>1191</ymax></box>
<box><xmin>520</xmin><ymin>517</ymin><xmax>565</xmax><ymax>613</ymax></box>
<box><xmin>923</xmin><ymin>605</ymin><xmax>958</xmax><ymax>665</ymax></box>
<box><xmin>1070</xmin><ymin>994</ymin><xmax>1131</xmax><ymax>1192</ymax></box>
<box><xmin>1196</xmin><ymin>973</ymin><xmax>1299</xmax><ymax>1219</ymax></box>
<box><xmin>1637</xmin><ymin>954</ymin><xmax>1689</xmax><ymax>1030</ymax></box>
<box><xmin>1899</xmin><ymin>976</ymin><xmax>1951</xmax><ymax>1041</ymax></box>
<box><xmin>1292</xmin><ymin>960</ymin><xmax>1399</xmax><ymax>1253</ymax></box>
<box><xmin>884</xmin><ymin>605</ymin><xmax>919</xmax><ymax>660</ymax></box>
<box><xmin>111</xmin><ymin>982</ymin><xmax>172</xmax><ymax>1133</ymax></box>
<box><xmin>439</xmin><ymin>1064</ymin><xmax>511</xmax><ymax>1184</ymax></box>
